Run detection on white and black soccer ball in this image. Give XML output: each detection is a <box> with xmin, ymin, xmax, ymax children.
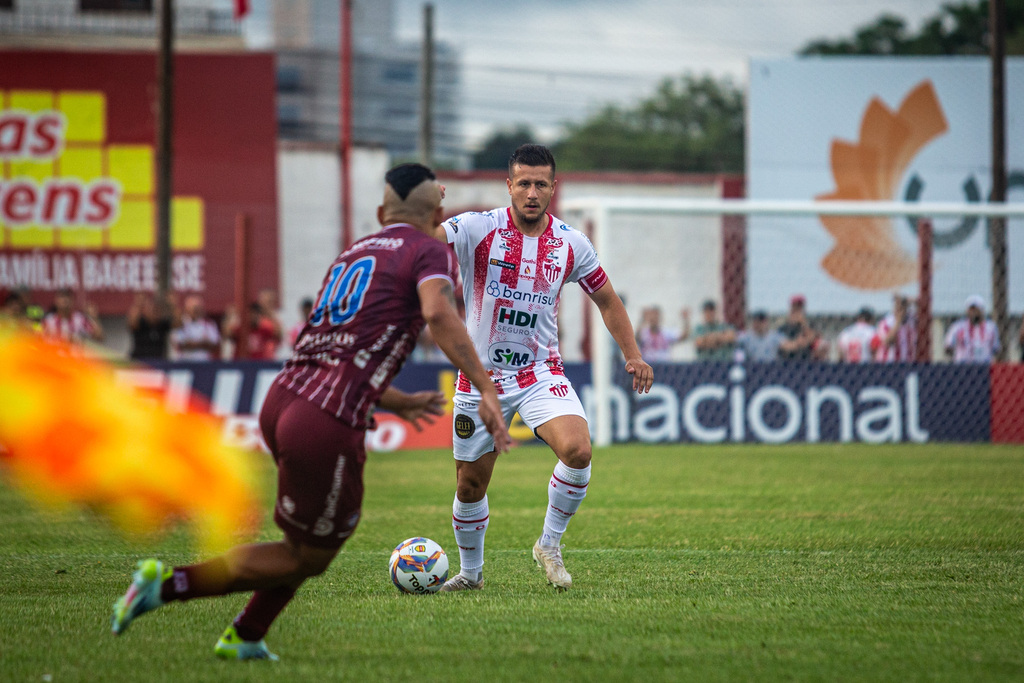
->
<box><xmin>389</xmin><ymin>537</ymin><xmax>449</xmax><ymax>594</ymax></box>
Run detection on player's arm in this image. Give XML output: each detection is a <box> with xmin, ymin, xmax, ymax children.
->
<box><xmin>379</xmin><ymin>387</ymin><xmax>446</xmax><ymax>432</ymax></box>
<box><xmin>587</xmin><ymin>279</ymin><xmax>654</xmax><ymax>394</ymax></box>
<box><xmin>418</xmin><ymin>277</ymin><xmax>512</xmax><ymax>453</ymax></box>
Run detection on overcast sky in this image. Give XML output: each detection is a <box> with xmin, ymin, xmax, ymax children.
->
<box><xmin>390</xmin><ymin>0</ymin><xmax>953</xmax><ymax>146</ymax></box>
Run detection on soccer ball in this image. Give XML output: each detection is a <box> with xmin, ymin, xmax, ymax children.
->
<box><xmin>389</xmin><ymin>537</ymin><xmax>449</xmax><ymax>594</ymax></box>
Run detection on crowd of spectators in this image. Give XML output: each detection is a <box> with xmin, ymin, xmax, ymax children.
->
<box><xmin>1</xmin><ymin>286</ymin><xmax>1021</xmax><ymax>365</ymax></box>
<box><xmin>635</xmin><ymin>293</ymin><xmax>1019</xmax><ymax>365</ymax></box>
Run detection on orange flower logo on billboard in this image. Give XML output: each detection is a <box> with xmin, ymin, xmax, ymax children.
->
<box><xmin>816</xmin><ymin>80</ymin><xmax>948</xmax><ymax>290</ymax></box>
<box><xmin>0</xmin><ymin>89</ymin><xmax>204</xmax><ymax>252</ymax></box>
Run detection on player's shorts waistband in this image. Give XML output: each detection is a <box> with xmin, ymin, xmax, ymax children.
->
<box><xmin>457</xmin><ymin>362</ymin><xmax>566</xmax><ymax>394</ymax></box>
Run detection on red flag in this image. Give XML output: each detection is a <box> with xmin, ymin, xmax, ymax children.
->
<box><xmin>234</xmin><ymin>0</ymin><xmax>249</xmax><ymax>20</ymax></box>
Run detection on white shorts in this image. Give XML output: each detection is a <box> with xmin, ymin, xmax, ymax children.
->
<box><xmin>451</xmin><ymin>369</ymin><xmax>588</xmax><ymax>462</ymax></box>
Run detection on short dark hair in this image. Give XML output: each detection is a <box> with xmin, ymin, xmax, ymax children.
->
<box><xmin>701</xmin><ymin>299</ymin><xmax>717</xmax><ymax>311</ymax></box>
<box><xmin>508</xmin><ymin>144</ymin><xmax>555</xmax><ymax>177</ymax></box>
<box><xmin>385</xmin><ymin>163</ymin><xmax>436</xmax><ymax>200</ymax></box>
<box><xmin>751</xmin><ymin>309</ymin><xmax>768</xmax><ymax>321</ymax></box>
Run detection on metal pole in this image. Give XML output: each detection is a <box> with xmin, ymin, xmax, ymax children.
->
<box><xmin>339</xmin><ymin>0</ymin><xmax>353</xmax><ymax>249</ymax></box>
<box><xmin>917</xmin><ymin>218</ymin><xmax>933</xmax><ymax>362</ymax></box>
<box><xmin>155</xmin><ymin>0</ymin><xmax>174</xmax><ymax>298</ymax></box>
<box><xmin>990</xmin><ymin>0</ymin><xmax>1009</xmax><ymax>361</ymax></box>
<box><xmin>234</xmin><ymin>213</ymin><xmax>250</xmax><ymax>359</ymax></box>
<box><xmin>419</xmin><ymin>3</ymin><xmax>434</xmax><ymax>166</ymax></box>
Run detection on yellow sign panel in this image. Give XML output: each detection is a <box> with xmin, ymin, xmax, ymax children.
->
<box><xmin>0</xmin><ymin>89</ymin><xmax>203</xmax><ymax>251</ymax></box>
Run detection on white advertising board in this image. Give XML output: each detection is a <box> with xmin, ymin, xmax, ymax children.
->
<box><xmin>748</xmin><ymin>57</ymin><xmax>1023</xmax><ymax>315</ymax></box>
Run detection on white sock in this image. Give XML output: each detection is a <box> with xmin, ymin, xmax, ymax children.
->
<box><xmin>452</xmin><ymin>495</ymin><xmax>488</xmax><ymax>580</ymax></box>
<box><xmin>540</xmin><ymin>462</ymin><xmax>590</xmax><ymax>547</ymax></box>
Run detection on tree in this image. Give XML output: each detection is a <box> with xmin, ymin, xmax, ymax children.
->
<box><xmin>800</xmin><ymin>0</ymin><xmax>1024</xmax><ymax>55</ymax></box>
<box><xmin>472</xmin><ymin>125</ymin><xmax>539</xmax><ymax>170</ymax></box>
<box><xmin>552</xmin><ymin>74</ymin><xmax>744</xmax><ymax>173</ymax></box>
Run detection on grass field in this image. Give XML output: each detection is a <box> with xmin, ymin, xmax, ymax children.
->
<box><xmin>2</xmin><ymin>442</ymin><xmax>1023</xmax><ymax>682</ymax></box>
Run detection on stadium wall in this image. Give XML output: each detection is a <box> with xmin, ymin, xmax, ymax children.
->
<box><xmin>118</xmin><ymin>361</ymin><xmax>1023</xmax><ymax>448</ymax></box>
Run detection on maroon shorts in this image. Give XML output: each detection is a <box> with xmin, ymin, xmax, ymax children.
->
<box><xmin>259</xmin><ymin>382</ymin><xmax>366</xmax><ymax>549</ymax></box>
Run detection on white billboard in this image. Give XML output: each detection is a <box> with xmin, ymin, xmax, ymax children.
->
<box><xmin>748</xmin><ymin>57</ymin><xmax>1023</xmax><ymax>315</ymax></box>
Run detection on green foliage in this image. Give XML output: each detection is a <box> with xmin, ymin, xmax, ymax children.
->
<box><xmin>801</xmin><ymin>0</ymin><xmax>1024</xmax><ymax>55</ymax></box>
<box><xmin>472</xmin><ymin>125</ymin><xmax>540</xmax><ymax>170</ymax></box>
<box><xmin>2</xmin><ymin>443</ymin><xmax>1023</xmax><ymax>681</ymax></box>
<box><xmin>552</xmin><ymin>74</ymin><xmax>744</xmax><ymax>173</ymax></box>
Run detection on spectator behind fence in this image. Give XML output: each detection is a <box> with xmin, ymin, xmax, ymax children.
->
<box><xmin>944</xmin><ymin>295</ymin><xmax>1000</xmax><ymax>363</ymax></box>
<box><xmin>1</xmin><ymin>290</ymin><xmax>32</xmax><ymax>331</ymax></box>
<box><xmin>693</xmin><ymin>299</ymin><xmax>735</xmax><ymax>361</ymax></box>
<box><xmin>127</xmin><ymin>292</ymin><xmax>176</xmax><ymax>361</ymax></box>
<box><xmin>223</xmin><ymin>288</ymin><xmax>283</xmax><ymax>360</ymax></box>
<box><xmin>873</xmin><ymin>294</ymin><xmax>917</xmax><ymax>362</ymax></box>
<box><xmin>736</xmin><ymin>310</ymin><xmax>783</xmax><ymax>362</ymax></box>
<box><xmin>171</xmin><ymin>295</ymin><xmax>221</xmax><ymax>361</ymax></box>
<box><xmin>777</xmin><ymin>295</ymin><xmax>820</xmax><ymax>361</ymax></box>
<box><xmin>41</xmin><ymin>288</ymin><xmax>103</xmax><ymax>346</ymax></box>
<box><xmin>636</xmin><ymin>305</ymin><xmax>690</xmax><ymax>361</ymax></box>
<box><xmin>288</xmin><ymin>297</ymin><xmax>315</xmax><ymax>349</ymax></box>
<box><xmin>837</xmin><ymin>307</ymin><xmax>876</xmax><ymax>363</ymax></box>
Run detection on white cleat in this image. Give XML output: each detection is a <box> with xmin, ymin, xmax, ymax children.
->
<box><xmin>439</xmin><ymin>573</ymin><xmax>484</xmax><ymax>592</ymax></box>
<box><xmin>532</xmin><ymin>541</ymin><xmax>572</xmax><ymax>591</ymax></box>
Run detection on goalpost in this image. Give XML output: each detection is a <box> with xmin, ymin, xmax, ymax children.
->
<box><xmin>560</xmin><ymin>198</ymin><xmax>1024</xmax><ymax>447</ymax></box>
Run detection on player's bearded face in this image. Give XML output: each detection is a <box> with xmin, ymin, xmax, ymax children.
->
<box><xmin>508</xmin><ymin>164</ymin><xmax>555</xmax><ymax>226</ymax></box>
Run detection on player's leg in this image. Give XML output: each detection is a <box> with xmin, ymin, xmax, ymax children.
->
<box><xmin>521</xmin><ymin>380</ymin><xmax>591</xmax><ymax>590</ymax></box>
<box><xmin>441</xmin><ymin>452</ymin><xmax>498</xmax><ymax>590</ymax></box>
<box><xmin>441</xmin><ymin>394</ymin><xmax>507</xmax><ymax>591</ymax></box>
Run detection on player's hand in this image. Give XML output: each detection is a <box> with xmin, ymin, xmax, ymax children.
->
<box><xmin>392</xmin><ymin>391</ymin><xmax>446</xmax><ymax>432</ymax></box>
<box><xmin>625</xmin><ymin>357</ymin><xmax>654</xmax><ymax>394</ymax></box>
<box><xmin>478</xmin><ymin>391</ymin><xmax>512</xmax><ymax>454</ymax></box>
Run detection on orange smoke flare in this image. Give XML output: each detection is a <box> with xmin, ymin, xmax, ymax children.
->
<box><xmin>0</xmin><ymin>329</ymin><xmax>261</xmax><ymax>552</ymax></box>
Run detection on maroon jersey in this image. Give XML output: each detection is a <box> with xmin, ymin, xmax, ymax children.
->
<box><xmin>275</xmin><ymin>224</ymin><xmax>456</xmax><ymax>429</ymax></box>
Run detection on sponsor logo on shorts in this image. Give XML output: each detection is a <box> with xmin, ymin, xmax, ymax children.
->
<box><xmin>281</xmin><ymin>496</ymin><xmax>296</xmax><ymax>515</ymax></box>
<box><xmin>454</xmin><ymin>414</ymin><xmax>476</xmax><ymax>439</ymax></box>
<box><xmin>313</xmin><ymin>517</ymin><xmax>334</xmax><ymax>536</ymax></box>
<box><xmin>549</xmin><ymin>382</ymin><xmax>569</xmax><ymax>398</ymax></box>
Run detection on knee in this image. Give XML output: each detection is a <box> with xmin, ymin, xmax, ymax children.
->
<box><xmin>560</xmin><ymin>442</ymin><xmax>591</xmax><ymax>470</ymax></box>
<box><xmin>290</xmin><ymin>542</ymin><xmax>338</xmax><ymax>580</ymax></box>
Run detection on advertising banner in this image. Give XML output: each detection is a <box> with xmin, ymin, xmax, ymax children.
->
<box><xmin>748</xmin><ymin>57</ymin><xmax>1023</xmax><ymax>314</ymax></box>
<box><xmin>118</xmin><ymin>360</ymin><xmax>997</xmax><ymax>448</ymax></box>
<box><xmin>0</xmin><ymin>50</ymin><xmax>278</xmax><ymax>314</ymax></box>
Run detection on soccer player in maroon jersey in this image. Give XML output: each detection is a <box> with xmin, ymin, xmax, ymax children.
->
<box><xmin>111</xmin><ymin>163</ymin><xmax>511</xmax><ymax>660</ymax></box>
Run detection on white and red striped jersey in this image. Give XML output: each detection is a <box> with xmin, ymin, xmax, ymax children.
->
<box><xmin>837</xmin><ymin>321</ymin><xmax>876</xmax><ymax>363</ymax></box>
<box><xmin>944</xmin><ymin>318</ymin><xmax>1000</xmax><ymax>363</ymax></box>
<box><xmin>442</xmin><ymin>208</ymin><xmax>605</xmax><ymax>390</ymax></box>
<box><xmin>873</xmin><ymin>313</ymin><xmax>917</xmax><ymax>362</ymax></box>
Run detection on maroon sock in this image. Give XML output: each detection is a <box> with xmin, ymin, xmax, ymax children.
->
<box><xmin>233</xmin><ymin>585</ymin><xmax>298</xmax><ymax>642</ymax></box>
<box><xmin>159</xmin><ymin>557</ymin><xmax>232</xmax><ymax>603</ymax></box>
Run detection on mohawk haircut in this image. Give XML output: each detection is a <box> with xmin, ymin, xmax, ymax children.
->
<box><xmin>508</xmin><ymin>144</ymin><xmax>556</xmax><ymax>177</ymax></box>
<box><xmin>385</xmin><ymin>163</ymin><xmax>437</xmax><ymax>200</ymax></box>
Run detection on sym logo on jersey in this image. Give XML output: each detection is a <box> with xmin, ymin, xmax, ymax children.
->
<box><xmin>489</xmin><ymin>341</ymin><xmax>534</xmax><ymax>368</ymax></box>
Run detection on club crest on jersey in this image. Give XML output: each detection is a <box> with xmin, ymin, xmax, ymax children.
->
<box><xmin>542</xmin><ymin>262</ymin><xmax>562</xmax><ymax>282</ymax></box>
<box><xmin>488</xmin><ymin>341</ymin><xmax>534</xmax><ymax>368</ymax></box>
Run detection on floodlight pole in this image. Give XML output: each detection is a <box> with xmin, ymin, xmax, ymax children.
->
<box><xmin>340</xmin><ymin>0</ymin><xmax>354</xmax><ymax>249</ymax></box>
<box><xmin>990</xmin><ymin>0</ymin><xmax>1009</xmax><ymax>361</ymax></box>
<box><xmin>155</xmin><ymin>0</ymin><xmax>175</xmax><ymax>298</ymax></box>
<box><xmin>419</xmin><ymin>3</ymin><xmax>435</xmax><ymax>166</ymax></box>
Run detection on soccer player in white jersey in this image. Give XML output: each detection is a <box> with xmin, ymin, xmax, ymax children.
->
<box><xmin>837</xmin><ymin>307</ymin><xmax>876</xmax><ymax>363</ymax></box>
<box><xmin>435</xmin><ymin>144</ymin><xmax>654</xmax><ymax>592</ymax></box>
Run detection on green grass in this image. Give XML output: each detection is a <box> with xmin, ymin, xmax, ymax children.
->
<box><xmin>2</xmin><ymin>443</ymin><xmax>1023</xmax><ymax>681</ymax></box>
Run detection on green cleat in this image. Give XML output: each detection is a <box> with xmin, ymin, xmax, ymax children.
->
<box><xmin>214</xmin><ymin>625</ymin><xmax>280</xmax><ymax>662</ymax></box>
<box><xmin>111</xmin><ymin>558</ymin><xmax>171</xmax><ymax>635</ymax></box>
